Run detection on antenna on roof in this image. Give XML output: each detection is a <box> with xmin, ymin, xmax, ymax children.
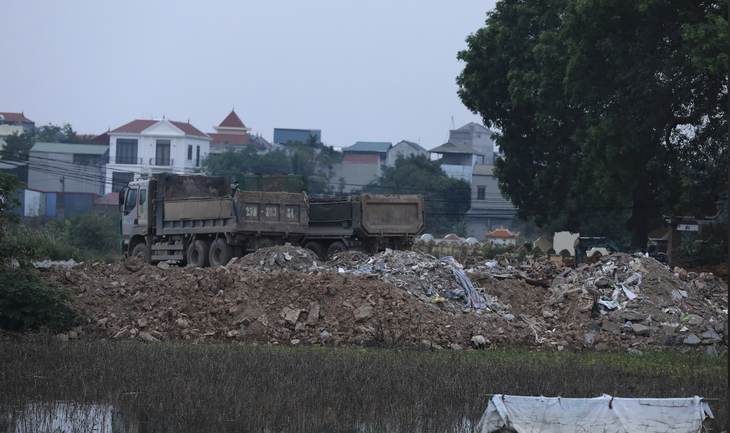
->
<box><xmin>451</xmin><ymin>116</ymin><xmax>455</xmax><ymax>129</ymax></box>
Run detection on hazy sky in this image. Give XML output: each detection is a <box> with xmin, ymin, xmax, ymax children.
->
<box><xmin>2</xmin><ymin>1</ymin><xmax>497</xmax><ymax>150</ymax></box>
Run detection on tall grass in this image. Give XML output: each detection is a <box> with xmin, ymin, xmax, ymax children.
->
<box><xmin>4</xmin><ymin>224</ymin><xmax>122</xmax><ymax>264</ymax></box>
<box><xmin>1</xmin><ymin>339</ymin><xmax>726</xmax><ymax>432</ymax></box>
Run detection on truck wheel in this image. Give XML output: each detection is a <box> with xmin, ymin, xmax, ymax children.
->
<box><xmin>209</xmin><ymin>238</ymin><xmax>233</xmax><ymax>267</ymax></box>
<box><xmin>131</xmin><ymin>243</ymin><xmax>151</xmax><ymax>264</ymax></box>
<box><xmin>304</xmin><ymin>241</ymin><xmax>326</xmax><ymax>259</ymax></box>
<box><xmin>326</xmin><ymin>241</ymin><xmax>347</xmax><ymax>257</ymax></box>
<box><xmin>187</xmin><ymin>240</ymin><xmax>210</xmax><ymax>268</ymax></box>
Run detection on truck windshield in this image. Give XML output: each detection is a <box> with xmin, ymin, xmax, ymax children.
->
<box><xmin>124</xmin><ymin>188</ymin><xmax>138</xmax><ymax>215</ymax></box>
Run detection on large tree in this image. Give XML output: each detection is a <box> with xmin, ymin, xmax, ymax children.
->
<box><xmin>2</xmin><ymin>130</ymin><xmax>35</xmax><ymax>161</ymax></box>
<box><xmin>1</xmin><ymin>123</ymin><xmax>92</xmax><ymax>162</ymax></box>
<box><xmin>362</xmin><ymin>154</ymin><xmax>471</xmax><ymax>234</ymax></box>
<box><xmin>201</xmin><ymin>145</ymin><xmax>292</xmax><ymax>178</ymax></box>
<box><xmin>457</xmin><ymin>0</ymin><xmax>727</xmax><ymax>249</ymax></box>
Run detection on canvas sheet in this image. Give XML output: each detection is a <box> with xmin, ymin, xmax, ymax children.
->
<box><xmin>476</xmin><ymin>394</ymin><xmax>713</xmax><ymax>433</ymax></box>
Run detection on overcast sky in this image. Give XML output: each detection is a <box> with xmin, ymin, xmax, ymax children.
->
<box><xmin>2</xmin><ymin>1</ymin><xmax>497</xmax><ymax>150</ymax></box>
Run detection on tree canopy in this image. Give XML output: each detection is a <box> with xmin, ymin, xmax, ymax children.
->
<box><xmin>201</xmin><ymin>145</ymin><xmax>293</xmax><ymax>178</ymax></box>
<box><xmin>201</xmin><ymin>142</ymin><xmax>343</xmax><ymax>197</ymax></box>
<box><xmin>1</xmin><ymin>123</ymin><xmax>91</xmax><ymax>162</ymax></box>
<box><xmin>457</xmin><ymin>0</ymin><xmax>728</xmax><ymax>249</ymax></box>
<box><xmin>362</xmin><ymin>154</ymin><xmax>471</xmax><ymax>234</ymax></box>
<box><xmin>0</xmin><ymin>172</ymin><xmax>24</xmax><ymax>240</ymax></box>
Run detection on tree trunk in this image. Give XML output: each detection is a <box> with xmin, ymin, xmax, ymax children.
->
<box><xmin>626</xmin><ymin>184</ymin><xmax>651</xmax><ymax>251</ymax></box>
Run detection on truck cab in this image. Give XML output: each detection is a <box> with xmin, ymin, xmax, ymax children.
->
<box><xmin>118</xmin><ymin>174</ymin><xmax>153</xmax><ymax>258</ymax></box>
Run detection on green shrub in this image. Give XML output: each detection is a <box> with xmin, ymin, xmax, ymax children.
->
<box><xmin>0</xmin><ymin>245</ymin><xmax>79</xmax><ymax>332</ymax></box>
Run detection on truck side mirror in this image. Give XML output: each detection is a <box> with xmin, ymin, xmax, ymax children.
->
<box><xmin>118</xmin><ymin>186</ymin><xmax>128</xmax><ymax>212</ymax></box>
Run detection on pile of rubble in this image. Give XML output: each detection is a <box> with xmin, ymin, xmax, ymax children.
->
<box><xmin>35</xmin><ymin>245</ymin><xmax>727</xmax><ymax>353</ymax></box>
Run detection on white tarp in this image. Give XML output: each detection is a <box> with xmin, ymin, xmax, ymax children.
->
<box><xmin>476</xmin><ymin>394</ymin><xmax>713</xmax><ymax>433</ymax></box>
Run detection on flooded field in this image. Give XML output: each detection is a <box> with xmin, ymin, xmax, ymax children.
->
<box><xmin>1</xmin><ymin>338</ymin><xmax>726</xmax><ymax>432</ymax></box>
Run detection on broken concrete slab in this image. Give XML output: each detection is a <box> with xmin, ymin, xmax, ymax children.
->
<box><xmin>682</xmin><ymin>334</ymin><xmax>701</xmax><ymax>345</ymax></box>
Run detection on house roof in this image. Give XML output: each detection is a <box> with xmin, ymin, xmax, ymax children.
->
<box><xmin>250</xmin><ymin>135</ymin><xmax>273</xmax><ymax>149</ymax></box>
<box><xmin>111</xmin><ymin>119</ymin><xmax>208</xmax><ymax>137</ymax></box>
<box><xmin>344</xmin><ymin>141</ymin><xmax>392</xmax><ymax>152</ymax></box>
<box><xmin>452</xmin><ymin>122</ymin><xmax>492</xmax><ymax>134</ymax></box>
<box><xmin>219</xmin><ymin>110</ymin><xmax>246</xmax><ymax>128</ymax></box>
<box><xmin>395</xmin><ymin>140</ymin><xmax>427</xmax><ymax>152</ymax></box>
<box><xmin>30</xmin><ymin>142</ymin><xmax>109</xmax><ymax>156</ymax></box>
<box><xmin>486</xmin><ymin>228</ymin><xmax>520</xmax><ymax>239</ymax></box>
<box><xmin>95</xmin><ymin>192</ymin><xmax>119</xmax><ymax>205</ymax></box>
<box><xmin>343</xmin><ymin>154</ymin><xmax>380</xmax><ymax>164</ymax></box>
<box><xmin>0</xmin><ymin>112</ymin><xmax>34</xmax><ymax>123</ymax></box>
<box><xmin>209</xmin><ymin>133</ymin><xmax>251</xmax><ymax>146</ymax></box>
<box><xmin>90</xmin><ymin>132</ymin><xmax>111</xmax><ymax>145</ymax></box>
<box><xmin>429</xmin><ymin>141</ymin><xmax>484</xmax><ymax>155</ymax></box>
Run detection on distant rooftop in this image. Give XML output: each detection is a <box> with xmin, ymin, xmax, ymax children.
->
<box><xmin>30</xmin><ymin>142</ymin><xmax>109</xmax><ymax>156</ymax></box>
<box><xmin>344</xmin><ymin>141</ymin><xmax>392</xmax><ymax>152</ymax></box>
<box><xmin>430</xmin><ymin>141</ymin><xmax>484</xmax><ymax>155</ymax></box>
<box><xmin>396</xmin><ymin>140</ymin><xmax>427</xmax><ymax>152</ymax></box>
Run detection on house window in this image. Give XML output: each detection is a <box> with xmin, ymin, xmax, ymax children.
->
<box><xmin>477</xmin><ymin>186</ymin><xmax>486</xmax><ymax>200</ymax></box>
<box><xmin>196</xmin><ymin>146</ymin><xmax>201</xmax><ymax>167</ymax></box>
<box><xmin>116</xmin><ymin>139</ymin><xmax>138</xmax><ymax>164</ymax></box>
<box><xmin>156</xmin><ymin>140</ymin><xmax>171</xmax><ymax>166</ymax></box>
<box><xmin>187</xmin><ymin>145</ymin><xmax>193</xmax><ymax>161</ymax></box>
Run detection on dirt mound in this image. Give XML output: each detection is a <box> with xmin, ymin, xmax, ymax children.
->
<box><xmin>36</xmin><ymin>247</ymin><xmax>727</xmax><ymax>353</ymax></box>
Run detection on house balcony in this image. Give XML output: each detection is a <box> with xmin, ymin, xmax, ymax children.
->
<box><xmin>149</xmin><ymin>158</ymin><xmax>174</xmax><ymax>166</ymax></box>
<box><xmin>109</xmin><ymin>156</ymin><xmax>143</xmax><ymax>165</ymax></box>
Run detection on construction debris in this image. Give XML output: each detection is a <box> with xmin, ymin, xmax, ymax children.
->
<box><xmin>32</xmin><ymin>245</ymin><xmax>726</xmax><ymax>353</ymax></box>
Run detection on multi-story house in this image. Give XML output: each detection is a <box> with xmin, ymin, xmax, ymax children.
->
<box><xmin>104</xmin><ymin>118</ymin><xmax>210</xmax><ymax>194</ymax></box>
<box><xmin>448</xmin><ymin>122</ymin><xmax>496</xmax><ymax>164</ymax></box>
<box><xmin>431</xmin><ymin>123</ymin><xmax>518</xmax><ymax>240</ymax></box>
<box><xmin>429</xmin><ymin>140</ymin><xmax>484</xmax><ymax>182</ymax></box>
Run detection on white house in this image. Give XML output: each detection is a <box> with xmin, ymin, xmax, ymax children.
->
<box><xmin>104</xmin><ymin>118</ymin><xmax>210</xmax><ymax>194</ymax></box>
<box><xmin>386</xmin><ymin>140</ymin><xmax>428</xmax><ymax>167</ymax></box>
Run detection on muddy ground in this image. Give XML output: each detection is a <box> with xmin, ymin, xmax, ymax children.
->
<box><xmin>35</xmin><ymin>245</ymin><xmax>728</xmax><ymax>353</ymax></box>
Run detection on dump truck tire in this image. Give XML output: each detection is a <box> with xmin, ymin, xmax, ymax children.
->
<box><xmin>327</xmin><ymin>241</ymin><xmax>347</xmax><ymax>257</ymax></box>
<box><xmin>304</xmin><ymin>241</ymin><xmax>326</xmax><ymax>259</ymax></box>
<box><xmin>209</xmin><ymin>238</ymin><xmax>233</xmax><ymax>267</ymax></box>
<box><xmin>187</xmin><ymin>240</ymin><xmax>210</xmax><ymax>268</ymax></box>
<box><xmin>131</xmin><ymin>243</ymin><xmax>151</xmax><ymax>264</ymax></box>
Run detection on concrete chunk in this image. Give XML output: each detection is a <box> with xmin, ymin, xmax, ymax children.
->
<box><xmin>353</xmin><ymin>305</ymin><xmax>374</xmax><ymax>322</ymax></box>
<box><xmin>683</xmin><ymin>334</ymin><xmax>701</xmax><ymax>345</ymax></box>
<box><xmin>631</xmin><ymin>323</ymin><xmax>651</xmax><ymax>336</ymax></box>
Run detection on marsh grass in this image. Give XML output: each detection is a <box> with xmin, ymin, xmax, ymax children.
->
<box><xmin>1</xmin><ymin>338</ymin><xmax>726</xmax><ymax>432</ymax></box>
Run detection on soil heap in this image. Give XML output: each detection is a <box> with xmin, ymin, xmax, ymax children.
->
<box><xmin>37</xmin><ymin>245</ymin><xmax>728</xmax><ymax>353</ymax></box>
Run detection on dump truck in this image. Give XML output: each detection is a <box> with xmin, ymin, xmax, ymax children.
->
<box><xmin>301</xmin><ymin>194</ymin><xmax>426</xmax><ymax>258</ymax></box>
<box><xmin>119</xmin><ymin>173</ymin><xmax>425</xmax><ymax>267</ymax></box>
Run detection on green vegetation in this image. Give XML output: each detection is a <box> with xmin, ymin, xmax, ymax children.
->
<box><xmin>0</xmin><ymin>172</ymin><xmax>81</xmax><ymax>332</ymax></box>
<box><xmin>457</xmin><ymin>0</ymin><xmax>727</xmax><ymax>250</ymax></box>
<box><xmin>1</xmin><ymin>340</ymin><xmax>726</xmax><ymax>432</ymax></box>
<box><xmin>1</xmin><ymin>123</ymin><xmax>91</xmax><ymax>162</ymax></box>
<box><xmin>4</xmin><ymin>212</ymin><xmax>123</xmax><ymax>264</ymax></box>
<box><xmin>201</xmin><ymin>140</ymin><xmax>343</xmax><ymax>197</ymax></box>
